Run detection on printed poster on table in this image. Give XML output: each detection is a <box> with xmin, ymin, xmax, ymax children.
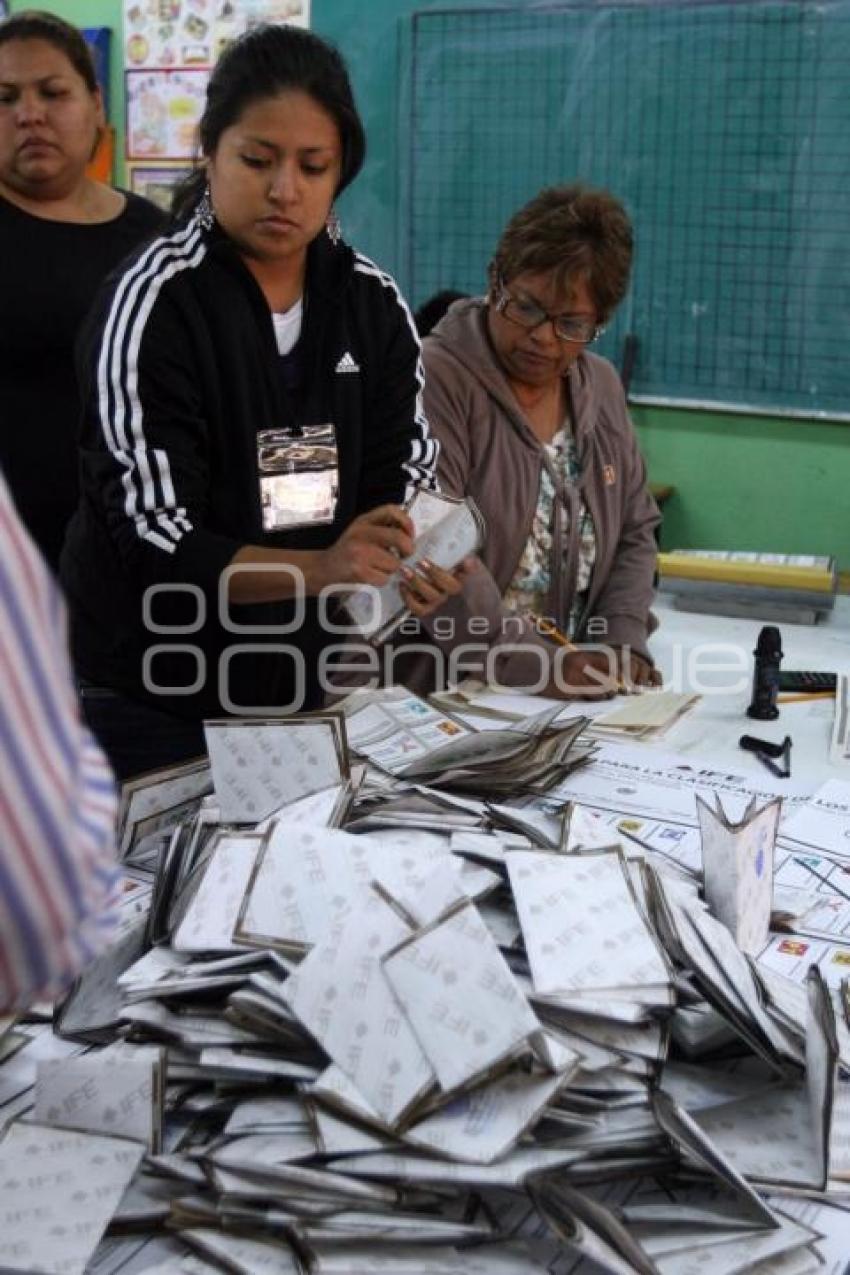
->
<box><xmin>124</xmin><ymin>0</ymin><xmax>309</xmax><ymax>71</ymax></box>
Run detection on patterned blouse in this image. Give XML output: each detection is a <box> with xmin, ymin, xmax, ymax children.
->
<box><xmin>503</xmin><ymin>425</ymin><xmax>597</xmax><ymax>638</ymax></box>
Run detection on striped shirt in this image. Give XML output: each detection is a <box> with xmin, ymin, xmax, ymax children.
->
<box><xmin>0</xmin><ymin>471</ymin><xmax>121</xmax><ymax>1011</ymax></box>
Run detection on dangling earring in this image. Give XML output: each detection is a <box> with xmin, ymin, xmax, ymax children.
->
<box><xmin>197</xmin><ymin>182</ymin><xmax>215</xmax><ymax>231</ymax></box>
<box><xmin>325</xmin><ymin>207</ymin><xmax>341</xmax><ymax>246</ymax></box>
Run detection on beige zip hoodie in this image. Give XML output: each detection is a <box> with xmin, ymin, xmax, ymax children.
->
<box><xmin>401</xmin><ymin>297</ymin><xmax>660</xmax><ymax>690</ymax></box>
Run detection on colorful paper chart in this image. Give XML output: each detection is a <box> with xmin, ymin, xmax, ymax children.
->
<box><xmin>124</xmin><ymin>0</ymin><xmax>215</xmax><ymax>71</ymax></box>
<box><xmin>123</xmin><ymin>0</ymin><xmax>309</xmax><ymax>71</ymax></box>
<box><xmin>126</xmin><ymin>69</ymin><xmax>206</xmax><ymax>160</ymax></box>
<box><xmin>122</xmin><ymin>1</ymin><xmax>311</xmax><ymax>161</ymax></box>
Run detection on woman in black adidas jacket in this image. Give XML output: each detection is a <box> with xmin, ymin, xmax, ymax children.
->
<box><xmin>61</xmin><ymin>25</ymin><xmax>455</xmax><ymax>777</ymax></box>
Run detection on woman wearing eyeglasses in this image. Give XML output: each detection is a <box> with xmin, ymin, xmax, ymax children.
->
<box><xmin>412</xmin><ymin>184</ymin><xmax>661</xmax><ymax>698</ymax></box>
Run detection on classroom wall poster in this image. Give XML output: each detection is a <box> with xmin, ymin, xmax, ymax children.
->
<box><xmin>126</xmin><ymin>69</ymin><xmax>206</xmax><ymax>159</ymax></box>
<box><xmin>129</xmin><ymin>164</ymin><xmax>191</xmax><ymax>212</ymax></box>
<box><xmin>123</xmin><ymin>2</ymin><xmax>310</xmax><ymax>162</ymax></box>
<box><xmin>123</xmin><ymin>0</ymin><xmax>309</xmax><ymax>71</ymax></box>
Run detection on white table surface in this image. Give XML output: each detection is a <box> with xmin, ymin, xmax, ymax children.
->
<box><xmin>646</xmin><ymin>595</ymin><xmax>850</xmax><ymax>794</ymax></box>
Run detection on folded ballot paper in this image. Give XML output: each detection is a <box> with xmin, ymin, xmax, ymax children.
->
<box><xmin>589</xmin><ymin>689</ymin><xmax>701</xmax><ymax>741</ymax></box>
<box><xmin>34</xmin><ymin>1041</ymin><xmax>166</xmax><ymax>1151</ymax></box>
<box><xmin>117</xmin><ymin>756</ymin><xmax>212</xmax><ymax>868</ymax></box>
<box><xmin>437</xmin><ymin>685</ymin><xmax>700</xmax><ymax>743</ymax></box>
<box><xmin>529</xmin><ymin>1171</ymin><xmax>804</xmax><ymax>1275</ymax></box>
<box><xmin>382</xmin><ymin>901</ymin><xmax>545</xmax><ymax>1093</ymax></box>
<box><xmin>651</xmin><ymin>877</ymin><xmax>804</xmax><ymax>1073</ymax></box>
<box><xmin>203</xmin><ymin>713</ymin><xmax>349</xmax><ymax>823</ymax></box>
<box><xmin>698</xmin><ymin>794</ymin><xmax>782</xmax><ymax>956</ymax></box>
<box><xmin>170</xmin><ymin>830</ymin><xmax>266</xmax><ymax>955</ymax></box>
<box><xmin>693</xmin><ymin>968</ymin><xmax>838</xmax><ymax>1191</ymax></box>
<box><xmin>343</xmin><ymin>685</ymin><xmax>476</xmax><ymax>774</ymax></box>
<box><xmin>2</xmin><ymin>730</ymin><xmax>845</xmax><ymax>1274</ymax></box>
<box><xmin>341</xmin><ymin>686</ymin><xmax>593</xmax><ymax>794</ymax></box>
<box><xmin>234</xmin><ymin>824</ymin><xmax>486</xmax><ymax>955</ymax></box>
<box><xmin>281</xmin><ymin>891</ymin><xmax>436</xmax><ymax>1126</ymax></box>
<box><xmin>345</xmin><ymin>489</ymin><xmax>485</xmax><ymax>641</ymax></box>
<box><xmin>54</xmin><ymin>915</ymin><xmax>149</xmax><ymax>1043</ymax></box>
<box><xmin>507</xmin><ymin>848</ymin><xmax>672</xmax><ymax>1004</ymax></box>
<box><xmin>0</xmin><ymin>1122</ymin><xmax>145</xmax><ymax>1275</ymax></box>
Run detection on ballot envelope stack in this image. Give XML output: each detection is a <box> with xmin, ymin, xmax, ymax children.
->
<box><xmin>0</xmin><ymin>689</ymin><xmax>846</xmax><ymax>1275</ymax></box>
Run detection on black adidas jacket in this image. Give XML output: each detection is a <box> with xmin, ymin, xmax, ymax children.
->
<box><xmin>61</xmin><ymin>213</ymin><xmax>437</xmax><ymax>720</ymax></box>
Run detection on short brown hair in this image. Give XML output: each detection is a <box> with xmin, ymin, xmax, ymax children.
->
<box><xmin>489</xmin><ymin>184</ymin><xmax>633</xmax><ymax>322</ymax></box>
<box><xmin>0</xmin><ymin>10</ymin><xmax>98</xmax><ymax>94</ymax></box>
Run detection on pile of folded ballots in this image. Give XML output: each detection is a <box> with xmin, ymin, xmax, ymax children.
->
<box><xmin>0</xmin><ymin>687</ymin><xmax>846</xmax><ymax>1275</ymax></box>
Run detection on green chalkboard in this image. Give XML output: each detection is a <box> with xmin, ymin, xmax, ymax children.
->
<box><xmin>403</xmin><ymin>1</ymin><xmax>850</xmax><ymax>419</ymax></box>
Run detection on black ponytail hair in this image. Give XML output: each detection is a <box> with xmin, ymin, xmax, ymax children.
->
<box><xmin>172</xmin><ymin>23</ymin><xmax>365</xmax><ymax>222</ymax></box>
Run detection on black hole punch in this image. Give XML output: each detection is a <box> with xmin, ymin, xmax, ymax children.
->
<box><xmin>739</xmin><ymin>733</ymin><xmax>792</xmax><ymax>779</ymax></box>
<box><xmin>739</xmin><ymin>734</ymin><xmax>789</xmax><ymax>759</ymax></box>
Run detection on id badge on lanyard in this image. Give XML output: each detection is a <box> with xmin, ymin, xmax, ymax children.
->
<box><xmin>257</xmin><ymin>424</ymin><xmax>339</xmax><ymax>532</ymax></box>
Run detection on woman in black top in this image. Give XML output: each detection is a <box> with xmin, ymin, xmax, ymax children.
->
<box><xmin>62</xmin><ymin>23</ymin><xmax>456</xmax><ymax>777</ymax></box>
<box><xmin>0</xmin><ymin>11</ymin><xmax>164</xmax><ymax>568</ymax></box>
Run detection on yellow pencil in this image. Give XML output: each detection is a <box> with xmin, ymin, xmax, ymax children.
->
<box><xmin>529</xmin><ymin>613</ymin><xmax>628</xmax><ymax>693</ymax></box>
<box><xmin>777</xmin><ymin>692</ymin><xmax>836</xmax><ymax>704</ymax></box>
<box><xmin>530</xmin><ymin>614</ymin><xmax>577</xmax><ymax>651</ymax></box>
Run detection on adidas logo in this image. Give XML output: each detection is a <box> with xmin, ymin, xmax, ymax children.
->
<box><xmin>335</xmin><ymin>351</ymin><xmax>360</xmax><ymax>374</ymax></box>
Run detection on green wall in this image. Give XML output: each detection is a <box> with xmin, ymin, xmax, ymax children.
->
<box><xmin>633</xmin><ymin>406</ymin><xmax>849</xmax><ymax>563</ymax></box>
<box><xmin>10</xmin><ymin>0</ymin><xmax>849</xmax><ymax>567</ymax></box>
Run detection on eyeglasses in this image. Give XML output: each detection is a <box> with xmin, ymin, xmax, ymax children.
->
<box><xmin>494</xmin><ymin>279</ymin><xmax>605</xmax><ymax>345</ymax></box>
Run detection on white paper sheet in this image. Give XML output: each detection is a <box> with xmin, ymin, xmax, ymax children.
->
<box><xmin>698</xmin><ymin>795</ymin><xmax>781</xmax><ymax>954</ymax></box>
<box><xmin>282</xmin><ymin>894</ymin><xmax>434</xmax><ymax>1126</ymax></box>
<box><xmin>35</xmin><ymin>1045</ymin><xmax>163</xmax><ymax>1150</ymax></box>
<box><xmin>172</xmin><ymin>833</ymin><xmax>262</xmax><ymax>954</ymax></box>
<box><xmin>204</xmin><ymin>717</ymin><xmax>346</xmax><ymax>823</ymax></box>
<box><xmin>382</xmin><ymin>903</ymin><xmax>543</xmax><ymax>1092</ymax></box>
<box><xmin>405</xmin><ymin>1065</ymin><xmax>572</xmax><ymax>1163</ymax></box>
<box><xmin>781</xmin><ymin>779</ymin><xmax>850</xmax><ymax>862</ymax></box>
<box><xmin>552</xmin><ymin>744</ymin><xmax>793</xmax><ymax>824</ymax></box>
<box><xmin>345</xmin><ymin>491</ymin><xmax>483</xmax><ymax>639</ymax></box>
<box><xmin>0</xmin><ymin>1122</ymin><xmax>145</xmax><ymax>1275</ymax></box>
<box><xmin>507</xmin><ymin>849</ymin><xmax>670</xmax><ymax>998</ymax></box>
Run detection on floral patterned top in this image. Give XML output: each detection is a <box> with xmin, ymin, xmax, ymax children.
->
<box><xmin>503</xmin><ymin>425</ymin><xmax>597</xmax><ymax>638</ymax></box>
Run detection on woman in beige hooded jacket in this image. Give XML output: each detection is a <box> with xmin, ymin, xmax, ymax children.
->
<box><xmin>411</xmin><ymin>184</ymin><xmax>661</xmax><ymax>700</ymax></box>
